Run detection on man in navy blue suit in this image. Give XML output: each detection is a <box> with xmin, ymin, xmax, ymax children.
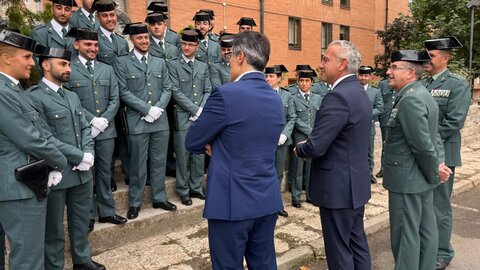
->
<box><xmin>185</xmin><ymin>31</ymin><xmax>284</xmax><ymax>269</ymax></box>
<box><xmin>295</xmin><ymin>40</ymin><xmax>372</xmax><ymax>270</ymax></box>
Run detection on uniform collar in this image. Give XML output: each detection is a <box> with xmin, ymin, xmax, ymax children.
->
<box><xmin>78</xmin><ymin>54</ymin><xmax>95</xmax><ymax>69</ymax></box>
<box><xmin>42</xmin><ymin>77</ymin><xmax>62</xmax><ymax>92</ymax></box>
<box><xmin>432</xmin><ymin>68</ymin><xmax>448</xmax><ymax>81</ymax></box>
<box><xmin>100</xmin><ymin>26</ymin><xmax>113</xmax><ymax>41</ymax></box>
<box><xmin>0</xmin><ymin>72</ymin><xmax>19</xmax><ymax>85</ymax></box>
<box><xmin>51</xmin><ymin>18</ymin><xmax>69</xmax><ymax>37</ymax></box>
<box><xmin>81</xmin><ymin>8</ymin><xmax>95</xmax><ymax>18</ymax></box>
<box><xmin>134</xmin><ymin>49</ymin><xmax>148</xmax><ymax>62</ymax></box>
<box><xmin>182</xmin><ymin>53</ymin><xmax>194</xmax><ymax>63</ymax></box>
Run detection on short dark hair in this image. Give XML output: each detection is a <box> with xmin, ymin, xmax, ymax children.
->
<box><xmin>232</xmin><ymin>31</ymin><xmax>270</xmax><ymax>71</ymax></box>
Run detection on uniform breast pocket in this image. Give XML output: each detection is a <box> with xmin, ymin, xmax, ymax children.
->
<box><xmin>125</xmin><ymin>73</ymin><xmax>144</xmax><ymax>92</ymax></box>
<box><xmin>98</xmin><ymin>80</ymin><xmax>111</xmax><ymax>98</ymax></box>
<box><xmin>179</xmin><ymin>76</ymin><xmax>191</xmax><ymax>92</ymax></box>
<box><xmin>150</xmin><ymin>72</ymin><xmax>164</xmax><ymax>89</ymax></box>
<box><xmin>24</xmin><ymin>111</ymin><xmax>43</xmax><ymax>135</ymax></box>
<box><xmin>69</xmin><ymin>81</ymin><xmax>90</xmax><ymax>101</ymax></box>
<box><xmin>45</xmin><ymin>109</ymin><xmax>70</xmax><ymax>134</ymax></box>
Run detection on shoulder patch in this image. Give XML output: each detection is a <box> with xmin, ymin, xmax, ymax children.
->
<box><xmin>447</xmin><ymin>72</ymin><xmax>463</xmax><ymax>81</ymax></box>
<box><xmin>406</xmin><ymin>88</ymin><xmax>416</xmax><ymax>94</ymax></box>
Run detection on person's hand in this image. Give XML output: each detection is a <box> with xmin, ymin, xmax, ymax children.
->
<box><xmin>91</xmin><ymin>117</ymin><xmax>109</xmax><ymax>132</ymax></box>
<box><xmin>278</xmin><ymin>134</ymin><xmax>287</xmax><ymax>146</ymax></box>
<box><xmin>142</xmin><ymin>115</ymin><xmax>155</xmax><ymax>123</ymax></box>
<box><xmin>196</xmin><ymin>107</ymin><xmax>203</xmax><ymax>117</ymax></box>
<box><xmin>48</xmin><ymin>170</ymin><xmax>62</xmax><ymax>187</ymax></box>
<box><xmin>205</xmin><ymin>144</ymin><xmax>212</xmax><ymax>156</ymax></box>
<box><xmin>439</xmin><ymin>163</ymin><xmax>452</xmax><ymax>183</ymax></box>
<box><xmin>73</xmin><ymin>161</ymin><xmax>92</xmax><ymax>171</ymax></box>
<box><xmin>83</xmin><ymin>152</ymin><xmax>94</xmax><ymax>166</ymax></box>
<box><xmin>91</xmin><ymin>126</ymin><xmax>101</xmax><ymax>139</ymax></box>
<box><xmin>148</xmin><ymin>106</ymin><xmax>163</xmax><ymax>120</ymax></box>
<box><xmin>294</xmin><ymin>140</ymin><xmax>307</xmax><ymax>158</ymax></box>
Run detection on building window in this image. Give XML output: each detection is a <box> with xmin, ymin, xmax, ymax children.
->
<box><xmin>322</xmin><ymin>0</ymin><xmax>333</xmax><ymax>5</ymax></box>
<box><xmin>340</xmin><ymin>0</ymin><xmax>350</xmax><ymax>8</ymax></box>
<box><xmin>288</xmin><ymin>17</ymin><xmax>302</xmax><ymax>50</ymax></box>
<box><xmin>322</xmin><ymin>23</ymin><xmax>333</xmax><ymax>51</ymax></box>
<box><xmin>340</xmin><ymin>25</ymin><xmax>350</xmax><ymax>41</ymax></box>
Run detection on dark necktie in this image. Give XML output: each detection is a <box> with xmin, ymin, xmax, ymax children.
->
<box><xmin>61</xmin><ymin>27</ymin><xmax>67</xmax><ymax>39</ymax></box>
<box><xmin>305</xmin><ymin>93</ymin><xmax>309</xmax><ymax>102</ymax></box>
<box><xmin>88</xmin><ymin>13</ymin><xmax>95</xmax><ymax>26</ymax></box>
<box><xmin>141</xmin><ymin>56</ymin><xmax>147</xmax><ymax>70</ymax></box>
<box><xmin>86</xmin><ymin>61</ymin><xmax>94</xmax><ymax>76</ymax></box>
<box><xmin>425</xmin><ymin>77</ymin><xmax>434</xmax><ymax>88</ymax></box>
<box><xmin>58</xmin><ymin>87</ymin><xmax>68</xmax><ymax>102</ymax></box>
<box><xmin>111</xmin><ymin>33</ymin><xmax>117</xmax><ymax>48</ymax></box>
<box><xmin>188</xmin><ymin>60</ymin><xmax>193</xmax><ymax>71</ymax></box>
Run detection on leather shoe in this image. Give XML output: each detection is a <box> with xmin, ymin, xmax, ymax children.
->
<box><xmin>110</xmin><ymin>178</ymin><xmax>117</xmax><ymax>192</ymax></box>
<box><xmin>99</xmin><ymin>214</ymin><xmax>127</xmax><ymax>224</ymax></box>
<box><xmin>370</xmin><ymin>174</ymin><xmax>377</xmax><ymax>184</ymax></box>
<box><xmin>375</xmin><ymin>170</ymin><xmax>383</xmax><ymax>178</ymax></box>
<box><xmin>278</xmin><ymin>209</ymin><xmax>288</xmax><ymax>217</ymax></box>
<box><xmin>435</xmin><ymin>259</ymin><xmax>450</xmax><ymax>270</ymax></box>
<box><xmin>180</xmin><ymin>195</ymin><xmax>192</xmax><ymax>206</ymax></box>
<box><xmin>292</xmin><ymin>200</ymin><xmax>301</xmax><ymax>208</ymax></box>
<box><xmin>306</xmin><ymin>198</ymin><xmax>318</xmax><ymax>206</ymax></box>
<box><xmin>127</xmin><ymin>207</ymin><xmax>140</xmax><ymax>220</ymax></box>
<box><xmin>73</xmin><ymin>259</ymin><xmax>106</xmax><ymax>270</ymax></box>
<box><xmin>124</xmin><ymin>177</ymin><xmax>129</xmax><ymax>185</ymax></box>
<box><xmin>153</xmin><ymin>201</ymin><xmax>177</xmax><ymax>211</ymax></box>
<box><xmin>88</xmin><ymin>219</ymin><xmax>94</xmax><ymax>233</ymax></box>
<box><xmin>190</xmin><ymin>191</ymin><xmax>206</xmax><ymax>200</ymax></box>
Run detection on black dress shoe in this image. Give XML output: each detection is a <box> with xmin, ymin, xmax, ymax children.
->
<box><xmin>153</xmin><ymin>201</ymin><xmax>177</xmax><ymax>211</ymax></box>
<box><xmin>124</xmin><ymin>177</ymin><xmax>129</xmax><ymax>185</ymax></box>
<box><xmin>88</xmin><ymin>219</ymin><xmax>94</xmax><ymax>233</ymax></box>
<box><xmin>306</xmin><ymin>198</ymin><xmax>318</xmax><ymax>206</ymax></box>
<box><xmin>370</xmin><ymin>174</ymin><xmax>377</xmax><ymax>184</ymax></box>
<box><xmin>127</xmin><ymin>207</ymin><xmax>140</xmax><ymax>219</ymax></box>
<box><xmin>278</xmin><ymin>209</ymin><xmax>288</xmax><ymax>217</ymax></box>
<box><xmin>375</xmin><ymin>170</ymin><xmax>383</xmax><ymax>178</ymax></box>
<box><xmin>190</xmin><ymin>191</ymin><xmax>206</xmax><ymax>200</ymax></box>
<box><xmin>436</xmin><ymin>259</ymin><xmax>450</xmax><ymax>270</ymax></box>
<box><xmin>99</xmin><ymin>214</ymin><xmax>127</xmax><ymax>224</ymax></box>
<box><xmin>73</xmin><ymin>259</ymin><xmax>106</xmax><ymax>270</ymax></box>
<box><xmin>292</xmin><ymin>200</ymin><xmax>301</xmax><ymax>208</ymax></box>
<box><xmin>110</xmin><ymin>178</ymin><xmax>117</xmax><ymax>192</ymax></box>
<box><xmin>180</xmin><ymin>195</ymin><xmax>192</xmax><ymax>206</ymax></box>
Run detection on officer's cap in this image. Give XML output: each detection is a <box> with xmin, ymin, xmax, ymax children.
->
<box><xmin>145</xmin><ymin>12</ymin><xmax>165</xmax><ymax>24</ymax></box>
<box><xmin>219</xmin><ymin>33</ymin><xmax>234</xmax><ymax>48</ymax></box>
<box><xmin>122</xmin><ymin>23</ymin><xmax>148</xmax><ymax>36</ymax></box>
<box><xmin>50</xmin><ymin>0</ymin><xmax>78</xmax><ymax>7</ymax></box>
<box><xmin>192</xmin><ymin>12</ymin><xmax>211</xmax><ymax>22</ymax></box>
<box><xmin>236</xmin><ymin>17</ymin><xmax>256</xmax><ymax>27</ymax></box>
<box><xmin>265</xmin><ymin>64</ymin><xmax>288</xmax><ymax>75</ymax></box>
<box><xmin>93</xmin><ymin>0</ymin><xmax>117</xmax><ymax>12</ymax></box>
<box><xmin>0</xmin><ymin>28</ymin><xmax>37</xmax><ymax>52</ymax></box>
<box><xmin>66</xmin><ymin>27</ymin><xmax>98</xmax><ymax>41</ymax></box>
<box><xmin>147</xmin><ymin>2</ymin><xmax>168</xmax><ymax>13</ymax></box>
<box><xmin>424</xmin><ymin>36</ymin><xmax>462</xmax><ymax>50</ymax></box>
<box><xmin>295</xmin><ymin>64</ymin><xmax>313</xmax><ymax>72</ymax></box>
<box><xmin>298</xmin><ymin>70</ymin><xmax>315</xmax><ymax>79</ymax></box>
<box><xmin>35</xmin><ymin>45</ymin><xmax>72</xmax><ymax>62</ymax></box>
<box><xmin>358</xmin><ymin>65</ymin><xmax>374</xmax><ymax>75</ymax></box>
<box><xmin>390</xmin><ymin>50</ymin><xmax>431</xmax><ymax>64</ymax></box>
<box><xmin>199</xmin><ymin>9</ymin><xmax>215</xmax><ymax>18</ymax></box>
<box><xmin>181</xmin><ymin>29</ymin><xmax>203</xmax><ymax>43</ymax></box>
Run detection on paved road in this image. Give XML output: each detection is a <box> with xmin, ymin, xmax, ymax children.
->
<box><xmin>311</xmin><ymin>184</ymin><xmax>480</xmax><ymax>270</ymax></box>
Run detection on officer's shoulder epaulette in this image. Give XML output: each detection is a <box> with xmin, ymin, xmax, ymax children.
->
<box><xmin>115</xmin><ymin>33</ymin><xmax>126</xmax><ymax>39</ymax></box>
<box><xmin>405</xmin><ymin>88</ymin><xmax>416</xmax><ymax>95</ymax></box>
<box><xmin>26</xmin><ymin>85</ymin><xmax>40</xmax><ymax>93</ymax></box>
<box><xmin>32</xmin><ymin>24</ymin><xmax>46</xmax><ymax>31</ymax></box>
<box><xmin>447</xmin><ymin>72</ymin><xmax>464</xmax><ymax>81</ymax></box>
<box><xmin>63</xmin><ymin>85</ymin><xmax>72</xmax><ymax>91</ymax></box>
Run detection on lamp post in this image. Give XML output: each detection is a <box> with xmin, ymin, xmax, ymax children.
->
<box><xmin>466</xmin><ymin>0</ymin><xmax>480</xmax><ymax>77</ymax></box>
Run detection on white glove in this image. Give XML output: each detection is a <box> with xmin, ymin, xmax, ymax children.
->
<box><xmin>91</xmin><ymin>126</ymin><xmax>101</xmax><ymax>139</ymax></box>
<box><xmin>83</xmin><ymin>152</ymin><xmax>94</xmax><ymax>166</ymax></box>
<box><xmin>278</xmin><ymin>134</ymin><xmax>288</xmax><ymax>146</ymax></box>
<box><xmin>148</xmin><ymin>106</ymin><xmax>163</xmax><ymax>120</ymax></box>
<box><xmin>90</xmin><ymin>117</ymin><xmax>109</xmax><ymax>132</ymax></box>
<box><xmin>48</xmin><ymin>170</ymin><xmax>62</xmax><ymax>187</ymax></box>
<box><xmin>142</xmin><ymin>114</ymin><xmax>155</xmax><ymax>123</ymax></box>
<box><xmin>196</xmin><ymin>107</ymin><xmax>203</xmax><ymax>117</ymax></box>
<box><xmin>189</xmin><ymin>115</ymin><xmax>198</xmax><ymax>122</ymax></box>
<box><xmin>73</xmin><ymin>161</ymin><xmax>92</xmax><ymax>171</ymax></box>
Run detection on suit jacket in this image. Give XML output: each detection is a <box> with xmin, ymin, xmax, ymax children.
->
<box><xmin>97</xmin><ymin>29</ymin><xmax>129</xmax><ymax>65</ymax></box>
<box><xmin>28</xmin><ymin>81</ymin><xmax>94</xmax><ymax>190</ymax></box>
<box><xmin>168</xmin><ymin>57</ymin><xmax>212</xmax><ymax>131</ymax></box>
<box><xmin>0</xmin><ymin>75</ymin><xmax>67</xmax><ymax>201</ymax></box>
<box><xmin>113</xmin><ymin>51</ymin><xmax>172</xmax><ymax>134</ymax></box>
<box><xmin>378</xmin><ymin>79</ymin><xmax>396</xmax><ymax>127</ymax></box>
<box><xmin>30</xmin><ymin>21</ymin><xmax>75</xmax><ymax>51</ymax></box>
<box><xmin>185</xmin><ymin>71</ymin><xmax>284</xmax><ymax>220</ymax></box>
<box><xmin>195</xmin><ymin>38</ymin><xmax>221</xmax><ymax>65</ymax></box>
<box><xmin>209</xmin><ymin>61</ymin><xmax>230</xmax><ymax>89</ymax></box>
<box><xmin>165</xmin><ymin>29</ymin><xmax>180</xmax><ymax>48</ymax></box>
<box><xmin>296</xmin><ymin>75</ymin><xmax>372</xmax><ymax>209</ymax></box>
<box><xmin>148</xmin><ymin>35</ymin><xmax>178</xmax><ymax>62</ymax></box>
<box><xmin>423</xmin><ymin>69</ymin><xmax>471</xmax><ymax>166</ymax></box>
<box><xmin>65</xmin><ymin>57</ymin><xmax>119</xmax><ymax>140</ymax></box>
<box><xmin>292</xmin><ymin>90</ymin><xmax>323</xmax><ymax>142</ymax></box>
<box><xmin>278</xmin><ymin>88</ymin><xmax>297</xmax><ymax>145</ymax></box>
<box><xmin>70</xmin><ymin>9</ymin><xmax>99</xmax><ymax>30</ymax></box>
<box><xmin>382</xmin><ymin>81</ymin><xmax>443</xmax><ymax>194</ymax></box>
<box><xmin>365</xmin><ymin>86</ymin><xmax>384</xmax><ymax>135</ymax></box>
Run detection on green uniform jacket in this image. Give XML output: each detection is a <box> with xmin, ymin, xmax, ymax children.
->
<box><xmin>292</xmin><ymin>90</ymin><xmax>323</xmax><ymax>142</ymax></box>
<box><xmin>378</xmin><ymin>79</ymin><xmax>397</xmax><ymax>127</ymax></box>
<box><xmin>0</xmin><ymin>76</ymin><xmax>67</xmax><ymax>201</ymax></box>
<box><xmin>168</xmin><ymin>57</ymin><xmax>212</xmax><ymax>131</ymax></box>
<box><xmin>28</xmin><ymin>81</ymin><xmax>94</xmax><ymax>190</ymax></box>
<box><xmin>70</xmin><ymin>9</ymin><xmax>99</xmax><ymax>30</ymax></box>
<box><xmin>165</xmin><ymin>29</ymin><xmax>180</xmax><ymax>48</ymax></box>
<box><xmin>209</xmin><ymin>61</ymin><xmax>230</xmax><ymax>89</ymax></box>
<box><xmin>113</xmin><ymin>51</ymin><xmax>172</xmax><ymax>134</ymax></box>
<box><xmin>287</xmin><ymin>81</ymin><xmax>328</xmax><ymax>97</ymax></box>
<box><xmin>423</xmin><ymin>69</ymin><xmax>471</xmax><ymax>166</ymax></box>
<box><xmin>65</xmin><ymin>57</ymin><xmax>119</xmax><ymax>140</ymax></box>
<box><xmin>30</xmin><ymin>21</ymin><xmax>75</xmax><ymax>51</ymax></box>
<box><xmin>148</xmin><ymin>35</ymin><xmax>178</xmax><ymax>62</ymax></box>
<box><xmin>97</xmin><ymin>29</ymin><xmax>129</xmax><ymax>65</ymax></box>
<box><xmin>208</xmin><ymin>32</ymin><xmax>220</xmax><ymax>42</ymax></box>
<box><xmin>383</xmin><ymin>81</ymin><xmax>443</xmax><ymax>194</ymax></box>
<box><xmin>366</xmin><ymin>86</ymin><xmax>384</xmax><ymax>135</ymax></box>
<box><xmin>278</xmin><ymin>87</ymin><xmax>297</xmax><ymax>145</ymax></box>
<box><xmin>195</xmin><ymin>38</ymin><xmax>221</xmax><ymax>65</ymax></box>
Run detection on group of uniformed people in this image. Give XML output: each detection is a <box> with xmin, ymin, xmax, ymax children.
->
<box><xmin>0</xmin><ymin>0</ymin><xmax>471</xmax><ymax>268</ymax></box>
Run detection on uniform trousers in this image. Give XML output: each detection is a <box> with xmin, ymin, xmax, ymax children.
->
<box><xmin>434</xmin><ymin>167</ymin><xmax>456</xmax><ymax>262</ymax></box>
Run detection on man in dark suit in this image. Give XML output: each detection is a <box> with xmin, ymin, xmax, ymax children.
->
<box><xmin>185</xmin><ymin>31</ymin><xmax>283</xmax><ymax>269</ymax></box>
<box><xmin>295</xmin><ymin>40</ymin><xmax>372</xmax><ymax>270</ymax></box>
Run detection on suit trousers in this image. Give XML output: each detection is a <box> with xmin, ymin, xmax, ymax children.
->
<box><xmin>434</xmin><ymin>167</ymin><xmax>455</xmax><ymax>262</ymax></box>
<box><xmin>174</xmin><ymin>130</ymin><xmax>204</xmax><ymax>196</ymax></box>
<box><xmin>389</xmin><ymin>189</ymin><xmax>438</xmax><ymax>270</ymax></box>
<box><xmin>368</xmin><ymin>134</ymin><xmax>375</xmax><ymax>173</ymax></box>
<box><xmin>90</xmin><ymin>138</ymin><xmax>116</xmax><ymax>219</ymax></box>
<box><xmin>45</xmin><ymin>181</ymin><xmax>93</xmax><ymax>269</ymax></box>
<box><xmin>320</xmin><ymin>206</ymin><xmax>371</xmax><ymax>270</ymax></box>
<box><xmin>128</xmin><ymin>131</ymin><xmax>169</xmax><ymax>207</ymax></box>
<box><xmin>0</xmin><ymin>197</ymin><xmax>47</xmax><ymax>270</ymax></box>
<box><xmin>208</xmin><ymin>214</ymin><xmax>278</xmax><ymax>270</ymax></box>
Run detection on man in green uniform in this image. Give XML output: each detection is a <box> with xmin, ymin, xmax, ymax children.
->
<box><xmin>30</xmin><ymin>0</ymin><xmax>76</xmax><ymax>51</ymax></box>
<box><xmin>357</xmin><ymin>65</ymin><xmax>383</xmax><ymax>183</ymax></box>
<box><xmin>169</xmin><ymin>30</ymin><xmax>212</xmax><ymax>206</ymax></box>
<box><xmin>65</xmin><ymin>27</ymin><xmax>127</xmax><ymax>231</ymax></box>
<box><xmin>383</xmin><ymin>50</ymin><xmax>451</xmax><ymax>270</ymax></box>
<box><xmin>375</xmin><ymin>78</ymin><xmax>395</xmax><ymax>178</ymax></box>
<box><xmin>147</xmin><ymin>2</ymin><xmax>180</xmax><ymax>48</ymax></box>
<box><xmin>29</xmin><ymin>46</ymin><xmax>105</xmax><ymax>270</ymax></box>
<box><xmin>210</xmin><ymin>33</ymin><xmax>233</xmax><ymax>88</ymax></box>
<box><xmin>237</xmin><ymin>17</ymin><xmax>256</xmax><ymax>32</ymax></box>
<box><xmin>0</xmin><ymin>28</ymin><xmax>68</xmax><ymax>270</ymax></box>
<box><xmin>199</xmin><ymin>9</ymin><xmax>220</xmax><ymax>42</ymax></box>
<box><xmin>193</xmin><ymin>11</ymin><xmax>221</xmax><ymax>65</ymax></box>
<box><xmin>265</xmin><ymin>64</ymin><xmax>296</xmax><ymax>216</ymax></box>
<box><xmin>113</xmin><ymin>23</ymin><xmax>176</xmax><ymax>220</ymax></box>
<box><xmin>423</xmin><ymin>36</ymin><xmax>471</xmax><ymax>270</ymax></box>
<box><xmin>70</xmin><ymin>0</ymin><xmax>99</xmax><ymax>30</ymax></box>
<box><xmin>146</xmin><ymin>12</ymin><xmax>178</xmax><ymax>62</ymax></box>
<box><xmin>290</xmin><ymin>70</ymin><xmax>323</xmax><ymax>208</ymax></box>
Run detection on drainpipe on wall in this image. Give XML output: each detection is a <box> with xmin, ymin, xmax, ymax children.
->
<box><xmin>385</xmin><ymin>0</ymin><xmax>389</xmax><ymax>30</ymax></box>
<box><xmin>260</xmin><ymin>0</ymin><xmax>265</xmax><ymax>34</ymax></box>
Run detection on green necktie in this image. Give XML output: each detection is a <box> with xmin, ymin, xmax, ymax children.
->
<box><xmin>425</xmin><ymin>77</ymin><xmax>434</xmax><ymax>88</ymax></box>
<box><xmin>141</xmin><ymin>56</ymin><xmax>147</xmax><ymax>70</ymax></box>
<box><xmin>61</xmin><ymin>27</ymin><xmax>67</xmax><ymax>39</ymax></box>
<box><xmin>88</xmin><ymin>13</ymin><xmax>95</xmax><ymax>26</ymax></box>
<box><xmin>58</xmin><ymin>87</ymin><xmax>68</xmax><ymax>102</ymax></box>
<box><xmin>305</xmin><ymin>93</ymin><xmax>309</xmax><ymax>102</ymax></box>
<box><xmin>111</xmin><ymin>33</ymin><xmax>117</xmax><ymax>48</ymax></box>
<box><xmin>188</xmin><ymin>61</ymin><xmax>193</xmax><ymax>71</ymax></box>
<box><xmin>86</xmin><ymin>61</ymin><xmax>94</xmax><ymax>76</ymax></box>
